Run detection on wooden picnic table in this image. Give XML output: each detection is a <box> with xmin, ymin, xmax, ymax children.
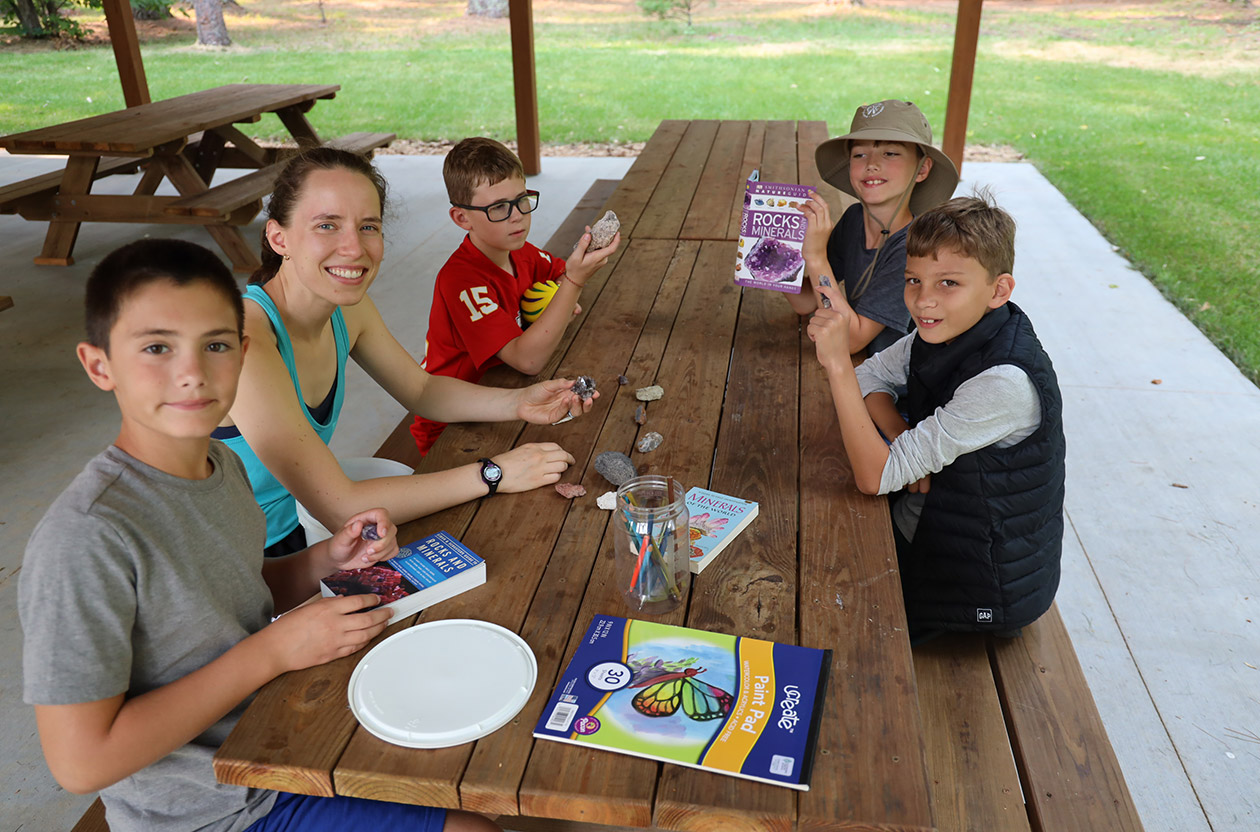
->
<box><xmin>0</xmin><ymin>84</ymin><xmax>393</xmax><ymax>272</ymax></box>
<box><xmin>213</xmin><ymin>120</ymin><xmax>934</xmax><ymax>832</ymax></box>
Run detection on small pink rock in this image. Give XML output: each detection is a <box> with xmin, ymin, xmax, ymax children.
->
<box><xmin>555</xmin><ymin>483</ymin><xmax>587</xmax><ymax>499</ymax></box>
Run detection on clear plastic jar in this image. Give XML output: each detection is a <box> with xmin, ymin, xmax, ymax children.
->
<box><xmin>614</xmin><ymin>475</ymin><xmax>690</xmax><ymax>614</ymax></box>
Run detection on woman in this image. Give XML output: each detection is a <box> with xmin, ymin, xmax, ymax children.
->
<box><xmin>215</xmin><ymin>148</ymin><xmax>590</xmax><ymax>555</ymax></box>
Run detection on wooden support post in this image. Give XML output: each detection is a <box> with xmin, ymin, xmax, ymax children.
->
<box><xmin>101</xmin><ymin>0</ymin><xmax>150</xmax><ymax>107</ymax></box>
<box><xmin>509</xmin><ymin>0</ymin><xmax>541</xmax><ymax>176</ymax></box>
<box><xmin>943</xmin><ymin>0</ymin><xmax>984</xmax><ymax>176</ymax></box>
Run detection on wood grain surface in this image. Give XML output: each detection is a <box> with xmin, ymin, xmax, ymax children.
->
<box><xmin>215</xmin><ymin>121</ymin><xmax>946</xmax><ymax>832</ymax></box>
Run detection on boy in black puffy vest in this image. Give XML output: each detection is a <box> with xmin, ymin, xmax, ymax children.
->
<box><xmin>808</xmin><ymin>193</ymin><xmax>1065</xmax><ymax>643</ymax></box>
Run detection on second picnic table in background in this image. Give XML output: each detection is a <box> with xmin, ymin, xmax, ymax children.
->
<box><xmin>0</xmin><ymin>84</ymin><xmax>394</xmax><ymax>272</ymax></box>
<box><xmin>213</xmin><ymin>120</ymin><xmax>933</xmax><ymax>832</ymax></box>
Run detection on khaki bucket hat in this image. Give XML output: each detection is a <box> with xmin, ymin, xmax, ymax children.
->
<box><xmin>815</xmin><ymin>100</ymin><xmax>960</xmax><ymax>215</ymax></box>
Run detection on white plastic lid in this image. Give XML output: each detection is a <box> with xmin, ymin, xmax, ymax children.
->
<box><xmin>348</xmin><ymin>619</ymin><xmax>537</xmax><ymax>749</ymax></box>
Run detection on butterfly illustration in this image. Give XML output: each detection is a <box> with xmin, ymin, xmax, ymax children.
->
<box><xmin>629</xmin><ymin>666</ymin><xmax>734</xmax><ymax>722</ymax></box>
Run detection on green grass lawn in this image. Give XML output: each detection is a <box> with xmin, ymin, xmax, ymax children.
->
<box><xmin>3</xmin><ymin>0</ymin><xmax>1258</xmax><ymax>380</ymax></box>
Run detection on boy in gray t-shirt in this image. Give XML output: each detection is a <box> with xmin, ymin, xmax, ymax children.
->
<box><xmin>19</xmin><ymin>239</ymin><xmax>499</xmax><ymax>832</ymax></box>
<box><xmin>788</xmin><ymin>100</ymin><xmax>959</xmax><ymax>357</ymax></box>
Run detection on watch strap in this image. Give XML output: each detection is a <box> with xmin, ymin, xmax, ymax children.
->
<box><xmin>477</xmin><ymin>457</ymin><xmax>501</xmax><ymax>496</ymax></box>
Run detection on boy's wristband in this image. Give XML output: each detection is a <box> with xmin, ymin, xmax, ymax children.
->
<box><xmin>561</xmin><ymin>272</ymin><xmax>585</xmax><ymax>289</ymax></box>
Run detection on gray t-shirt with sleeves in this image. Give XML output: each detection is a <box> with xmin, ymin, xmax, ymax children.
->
<box><xmin>826</xmin><ymin>203</ymin><xmax>913</xmax><ymax>356</ymax></box>
<box><xmin>19</xmin><ymin>441</ymin><xmax>278</xmax><ymax>832</ymax></box>
<box><xmin>856</xmin><ymin>333</ymin><xmax>1043</xmax><ymax>540</ymax></box>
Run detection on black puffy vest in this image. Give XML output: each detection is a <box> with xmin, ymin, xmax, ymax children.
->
<box><xmin>902</xmin><ymin>302</ymin><xmax>1065</xmax><ymax>632</ymax></box>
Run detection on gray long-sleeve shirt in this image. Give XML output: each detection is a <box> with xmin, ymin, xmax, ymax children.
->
<box><xmin>855</xmin><ymin>333</ymin><xmax>1043</xmax><ymax>539</ymax></box>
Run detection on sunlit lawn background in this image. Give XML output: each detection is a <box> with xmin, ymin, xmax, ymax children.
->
<box><xmin>2</xmin><ymin>0</ymin><xmax>1258</xmax><ymax>380</ymax></box>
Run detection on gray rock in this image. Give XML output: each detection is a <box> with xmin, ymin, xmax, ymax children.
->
<box><xmin>634</xmin><ymin>404</ymin><xmax>647</xmax><ymax>425</ymax></box>
<box><xmin>594</xmin><ymin>451</ymin><xmax>637</xmax><ymax>487</ymax></box>
<box><xmin>571</xmin><ymin>375</ymin><xmax>597</xmax><ymax>400</ymax></box>
<box><xmin>636</xmin><ymin>431</ymin><xmax>663</xmax><ymax>453</ymax></box>
<box><xmin>635</xmin><ymin>385</ymin><xmax>664</xmax><ymax>402</ymax></box>
<box><xmin>588</xmin><ymin>210</ymin><xmax>620</xmax><ymax>249</ymax></box>
<box><xmin>617</xmin><ymin>374</ymin><xmax>629</xmax><ymax>386</ymax></box>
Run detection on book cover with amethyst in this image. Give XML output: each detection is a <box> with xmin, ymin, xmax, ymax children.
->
<box><xmin>533</xmin><ymin>615</ymin><xmax>830</xmax><ymax>790</ymax></box>
<box><xmin>734</xmin><ymin>179</ymin><xmax>813</xmax><ymax>294</ymax></box>
<box><xmin>319</xmin><ymin>530</ymin><xmax>486</xmax><ymax>623</ymax></box>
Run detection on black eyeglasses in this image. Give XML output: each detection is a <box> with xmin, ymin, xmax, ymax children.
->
<box><xmin>452</xmin><ymin>190</ymin><xmax>540</xmax><ymax>222</ymax></box>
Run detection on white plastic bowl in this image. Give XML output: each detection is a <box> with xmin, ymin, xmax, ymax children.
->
<box><xmin>294</xmin><ymin>456</ymin><xmax>414</xmax><ymax>545</ymax></box>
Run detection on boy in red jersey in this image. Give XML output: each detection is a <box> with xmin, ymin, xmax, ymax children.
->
<box><xmin>411</xmin><ymin>138</ymin><xmax>619</xmax><ymax>455</ymax></box>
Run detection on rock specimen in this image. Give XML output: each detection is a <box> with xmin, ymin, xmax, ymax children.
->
<box><xmin>571</xmin><ymin>375</ymin><xmax>597</xmax><ymax>400</ymax></box>
<box><xmin>636</xmin><ymin>431</ymin><xmax>663</xmax><ymax>453</ymax></box>
<box><xmin>555</xmin><ymin>483</ymin><xmax>587</xmax><ymax>499</ymax></box>
<box><xmin>588</xmin><ymin>210</ymin><xmax>620</xmax><ymax>249</ymax></box>
<box><xmin>594</xmin><ymin>451</ymin><xmax>637</xmax><ymax>487</ymax></box>
<box><xmin>617</xmin><ymin>375</ymin><xmax>629</xmax><ymax>386</ymax></box>
<box><xmin>596</xmin><ymin>491</ymin><xmax>618</xmax><ymax>510</ymax></box>
<box><xmin>635</xmin><ymin>385</ymin><xmax>664</xmax><ymax>402</ymax></box>
<box><xmin>634</xmin><ymin>404</ymin><xmax>647</xmax><ymax>425</ymax></box>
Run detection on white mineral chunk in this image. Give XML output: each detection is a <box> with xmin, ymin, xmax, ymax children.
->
<box><xmin>636</xmin><ymin>431</ymin><xmax>663</xmax><ymax>453</ymax></box>
<box><xmin>635</xmin><ymin>385</ymin><xmax>664</xmax><ymax>402</ymax></box>
<box><xmin>597</xmin><ymin>490</ymin><xmax>618</xmax><ymax>510</ymax></box>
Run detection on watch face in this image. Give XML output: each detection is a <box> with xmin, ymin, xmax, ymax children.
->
<box><xmin>484</xmin><ymin>462</ymin><xmax>502</xmax><ymax>482</ymax></box>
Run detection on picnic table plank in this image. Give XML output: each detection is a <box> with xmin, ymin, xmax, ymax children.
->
<box><xmin>914</xmin><ymin>635</ymin><xmax>1032</xmax><ymax>832</ymax></box>
<box><xmin>520</xmin><ymin>238</ymin><xmax>741</xmax><ymax>826</ymax></box>
<box><xmin>0</xmin><ymin>84</ymin><xmax>339</xmax><ymax>155</ymax></box>
<box><xmin>516</xmin><ymin>241</ymin><xmax>700</xmax><ymax>827</ymax></box>
<box><xmin>461</xmin><ymin>238</ymin><xmax>696</xmax><ymax>816</ymax></box>
<box><xmin>796</xmin><ymin>346</ymin><xmax>934</xmax><ymax>832</ymax></box>
<box><xmin>680</xmin><ymin>120</ymin><xmax>751</xmax><ymax>241</ymax></box>
<box><xmin>336</xmin><ymin>237</ymin><xmax>680</xmax><ymax>810</ymax></box>
<box><xmin>653</xmin><ymin>282</ymin><xmax>802</xmax><ymax>832</ymax></box>
<box><xmin>605</xmin><ymin>120</ymin><xmax>688</xmax><ymax>241</ymax></box>
<box><xmin>633</xmin><ymin>120</ymin><xmax>720</xmax><ymax>240</ymax></box>
<box><xmin>990</xmin><ymin>604</ymin><xmax>1145</xmax><ymax>832</ymax></box>
<box><xmin>212</xmin><ymin>619</ymin><xmax>409</xmax><ymax>796</ymax></box>
<box><xmin>726</xmin><ymin>122</ymin><xmax>766</xmax><ymax>241</ymax></box>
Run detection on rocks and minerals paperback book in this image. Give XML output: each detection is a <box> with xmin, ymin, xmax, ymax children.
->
<box><xmin>734</xmin><ymin>178</ymin><xmax>812</xmax><ymax>294</ymax></box>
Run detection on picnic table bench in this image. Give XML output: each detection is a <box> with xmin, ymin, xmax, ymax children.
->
<box><xmin>63</xmin><ymin>119</ymin><xmax>1146</xmax><ymax>832</ymax></box>
<box><xmin>0</xmin><ymin>84</ymin><xmax>394</xmax><ymax>273</ymax></box>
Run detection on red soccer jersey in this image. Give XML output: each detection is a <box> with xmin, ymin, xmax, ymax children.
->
<box><xmin>411</xmin><ymin>235</ymin><xmax>567</xmax><ymax>455</ymax></box>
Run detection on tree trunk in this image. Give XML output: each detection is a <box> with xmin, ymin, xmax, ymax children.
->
<box><xmin>194</xmin><ymin>0</ymin><xmax>231</xmax><ymax>46</ymax></box>
<box><xmin>14</xmin><ymin>0</ymin><xmax>44</xmax><ymax>34</ymax></box>
<box><xmin>467</xmin><ymin>0</ymin><xmax>508</xmax><ymax>18</ymax></box>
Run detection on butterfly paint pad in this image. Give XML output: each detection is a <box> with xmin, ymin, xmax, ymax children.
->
<box><xmin>533</xmin><ymin>614</ymin><xmax>830</xmax><ymax>790</ymax></box>
<box><xmin>349</xmin><ymin>619</ymin><xmax>537</xmax><ymax>749</ymax></box>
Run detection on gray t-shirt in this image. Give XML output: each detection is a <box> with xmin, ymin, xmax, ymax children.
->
<box><xmin>856</xmin><ymin>333</ymin><xmax>1043</xmax><ymax>539</ymax></box>
<box><xmin>827</xmin><ymin>203</ymin><xmax>913</xmax><ymax>355</ymax></box>
<box><xmin>19</xmin><ymin>442</ymin><xmax>278</xmax><ymax>832</ymax></box>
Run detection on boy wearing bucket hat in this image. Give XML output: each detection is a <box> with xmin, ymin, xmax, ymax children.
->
<box><xmin>791</xmin><ymin>100</ymin><xmax>959</xmax><ymax>357</ymax></box>
<box><xmin>807</xmin><ymin>194</ymin><xmax>1065</xmax><ymax>643</ymax></box>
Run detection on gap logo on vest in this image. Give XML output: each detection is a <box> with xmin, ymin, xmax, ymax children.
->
<box><xmin>976</xmin><ymin>608</ymin><xmax>994</xmax><ymax>623</ymax></box>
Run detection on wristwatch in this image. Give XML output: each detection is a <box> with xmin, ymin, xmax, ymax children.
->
<box><xmin>478</xmin><ymin>458</ymin><xmax>502</xmax><ymax>496</ymax></box>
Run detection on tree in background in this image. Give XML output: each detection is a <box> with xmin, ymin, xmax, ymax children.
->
<box><xmin>637</xmin><ymin>0</ymin><xmax>712</xmax><ymax>29</ymax></box>
<box><xmin>194</xmin><ymin>0</ymin><xmax>229</xmax><ymax>45</ymax></box>
<box><xmin>1</xmin><ymin>0</ymin><xmax>97</xmax><ymax>37</ymax></box>
<box><xmin>467</xmin><ymin>0</ymin><xmax>508</xmax><ymax>17</ymax></box>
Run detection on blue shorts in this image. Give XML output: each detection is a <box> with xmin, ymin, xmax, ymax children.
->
<box><xmin>244</xmin><ymin>792</ymin><xmax>446</xmax><ymax>832</ymax></box>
